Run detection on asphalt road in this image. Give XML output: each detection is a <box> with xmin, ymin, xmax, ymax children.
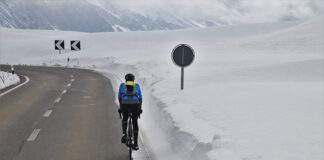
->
<box><xmin>0</xmin><ymin>66</ymin><xmax>149</xmax><ymax>160</ymax></box>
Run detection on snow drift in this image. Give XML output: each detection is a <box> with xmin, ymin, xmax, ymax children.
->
<box><xmin>0</xmin><ymin>71</ymin><xmax>20</xmax><ymax>90</ymax></box>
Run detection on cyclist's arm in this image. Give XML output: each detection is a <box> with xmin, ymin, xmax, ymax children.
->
<box><xmin>118</xmin><ymin>83</ymin><xmax>124</xmax><ymax>104</ymax></box>
<box><xmin>136</xmin><ymin>84</ymin><xmax>143</xmax><ymax>107</ymax></box>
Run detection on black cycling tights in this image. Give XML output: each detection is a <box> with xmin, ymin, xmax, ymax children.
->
<box><xmin>122</xmin><ymin>110</ymin><xmax>139</xmax><ymax>144</ymax></box>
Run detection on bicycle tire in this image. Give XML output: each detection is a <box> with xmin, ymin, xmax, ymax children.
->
<box><xmin>129</xmin><ymin>144</ymin><xmax>132</xmax><ymax>160</ymax></box>
<box><xmin>128</xmin><ymin>115</ymin><xmax>133</xmax><ymax>160</ymax></box>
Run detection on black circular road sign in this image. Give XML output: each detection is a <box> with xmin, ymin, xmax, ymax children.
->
<box><xmin>171</xmin><ymin>44</ymin><xmax>195</xmax><ymax>67</ymax></box>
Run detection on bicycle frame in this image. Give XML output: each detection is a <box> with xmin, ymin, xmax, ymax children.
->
<box><xmin>126</xmin><ymin>111</ymin><xmax>134</xmax><ymax>160</ymax></box>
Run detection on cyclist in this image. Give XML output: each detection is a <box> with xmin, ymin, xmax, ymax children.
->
<box><xmin>118</xmin><ymin>73</ymin><xmax>142</xmax><ymax>150</ymax></box>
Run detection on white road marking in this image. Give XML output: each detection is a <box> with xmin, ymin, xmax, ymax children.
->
<box><xmin>27</xmin><ymin>129</ymin><xmax>41</xmax><ymax>141</ymax></box>
<box><xmin>137</xmin><ymin>125</ymin><xmax>154</xmax><ymax>160</ymax></box>
<box><xmin>62</xmin><ymin>89</ymin><xmax>67</xmax><ymax>94</ymax></box>
<box><xmin>72</xmin><ymin>105</ymin><xmax>87</xmax><ymax>108</ymax></box>
<box><xmin>67</xmin><ymin>83</ymin><xmax>71</xmax><ymax>87</ymax></box>
<box><xmin>55</xmin><ymin>97</ymin><xmax>61</xmax><ymax>103</ymax></box>
<box><xmin>0</xmin><ymin>76</ymin><xmax>30</xmax><ymax>97</ymax></box>
<box><xmin>83</xmin><ymin>96</ymin><xmax>91</xmax><ymax>98</ymax></box>
<box><xmin>71</xmin><ymin>75</ymin><xmax>74</xmax><ymax>78</ymax></box>
<box><xmin>71</xmin><ymin>79</ymin><xmax>74</xmax><ymax>82</ymax></box>
<box><xmin>43</xmin><ymin>110</ymin><xmax>53</xmax><ymax>117</ymax></box>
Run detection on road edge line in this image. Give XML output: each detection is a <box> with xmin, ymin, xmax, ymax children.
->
<box><xmin>139</xmin><ymin>125</ymin><xmax>155</xmax><ymax>160</ymax></box>
<box><xmin>0</xmin><ymin>75</ymin><xmax>30</xmax><ymax>97</ymax></box>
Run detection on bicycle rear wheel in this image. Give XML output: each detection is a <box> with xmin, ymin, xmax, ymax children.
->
<box><xmin>128</xmin><ymin>116</ymin><xmax>133</xmax><ymax>160</ymax></box>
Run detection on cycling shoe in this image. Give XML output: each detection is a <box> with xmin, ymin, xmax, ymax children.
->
<box><xmin>133</xmin><ymin>144</ymin><xmax>139</xmax><ymax>150</ymax></box>
<box><xmin>121</xmin><ymin>135</ymin><xmax>126</xmax><ymax>144</ymax></box>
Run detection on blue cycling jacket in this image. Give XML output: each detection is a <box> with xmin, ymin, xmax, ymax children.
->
<box><xmin>118</xmin><ymin>83</ymin><xmax>142</xmax><ymax>105</ymax></box>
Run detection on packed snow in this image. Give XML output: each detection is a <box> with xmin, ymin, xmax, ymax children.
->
<box><xmin>0</xmin><ymin>15</ymin><xmax>323</xmax><ymax>160</ymax></box>
<box><xmin>0</xmin><ymin>71</ymin><xmax>20</xmax><ymax>90</ymax></box>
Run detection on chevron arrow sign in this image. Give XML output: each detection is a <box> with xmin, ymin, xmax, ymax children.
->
<box><xmin>55</xmin><ymin>40</ymin><xmax>64</xmax><ymax>50</ymax></box>
<box><xmin>71</xmin><ymin>40</ymin><xmax>81</xmax><ymax>51</ymax></box>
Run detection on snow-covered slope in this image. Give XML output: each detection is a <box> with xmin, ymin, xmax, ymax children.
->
<box><xmin>0</xmin><ymin>0</ymin><xmax>192</xmax><ymax>32</ymax></box>
<box><xmin>0</xmin><ymin>16</ymin><xmax>323</xmax><ymax>160</ymax></box>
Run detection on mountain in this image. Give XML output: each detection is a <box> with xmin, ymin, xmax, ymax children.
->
<box><xmin>1</xmin><ymin>0</ymin><xmax>321</xmax><ymax>33</ymax></box>
<box><xmin>0</xmin><ymin>0</ymin><xmax>210</xmax><ymax>32</ymax></box>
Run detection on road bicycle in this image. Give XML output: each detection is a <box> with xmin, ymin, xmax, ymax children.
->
<box><xmin>120</xmin><ymin>109</ymin><xmax>135</xmax><ymax>160</ymax></box>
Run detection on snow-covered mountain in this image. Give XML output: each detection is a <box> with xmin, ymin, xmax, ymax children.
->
<box><xmin>0</xmin><ymin>0</ymin><xmax>200</xmax><ymax>32</ymax></box>
<box><xmin>1</xmin><ymin>0</ymin><xmax>322</xmax><ymax>32</ymax></box>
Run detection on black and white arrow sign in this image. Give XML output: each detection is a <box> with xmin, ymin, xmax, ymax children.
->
<box><xmin>71</xmin><ymin>40</ymin><xmax>81</xmax><ymax>51</ymax></box>
<box><xmin>55</xmin><ymin>40</ymin><xmax>65</xmax><ymax>50</ymax></box>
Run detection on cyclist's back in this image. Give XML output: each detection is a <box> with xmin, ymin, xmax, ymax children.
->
<box><xmin>118</xmin><ymin>73</ymin><xmax>142</xmax><ymax>150</ymax></box>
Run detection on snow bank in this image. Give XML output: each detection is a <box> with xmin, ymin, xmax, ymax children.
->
<box><xmin>1</xmin><ymin>15</ymin><xmax>323</xmax><ymax>160</ymax></box>
<box><xmin>0</xmin><ymin>71</ymin><xmax>20</xmax><ymax>90</ymax></box>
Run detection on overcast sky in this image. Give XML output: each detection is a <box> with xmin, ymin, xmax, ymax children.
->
<box><xmin>110</xmin><ymin>0</ymin><xmax>323</xmax><ymax>23</ymax></box>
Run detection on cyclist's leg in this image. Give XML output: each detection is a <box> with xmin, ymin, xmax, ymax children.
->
<box><xmin>121</xmin><ymin>105</ymin><xmax>129</xmax><ymax>134</ymax></box>
<box><xmin>121</xmin><ymin>105</ymin><xmax>129</xmax><ymax>143</ymax></box>
<box><xmin>132</xmin><ymin>106</ymin><xmax>140</xmax><ymax>149</ymax></box>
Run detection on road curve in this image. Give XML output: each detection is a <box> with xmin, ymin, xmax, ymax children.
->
<box><xmin>0</xmin><ymin>66</ymin><xmax>129</xmax><ymax>160</ymax></box>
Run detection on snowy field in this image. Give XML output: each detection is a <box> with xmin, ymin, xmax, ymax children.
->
<box><xmin>0</xmin><ymin>71</ymin><xmax>20</xmax><ymax>90</ymax></box>
<box><xmin>1</xmin><ymin>16</ymin><xmax>323</xmax><ymax>160</ymax></box>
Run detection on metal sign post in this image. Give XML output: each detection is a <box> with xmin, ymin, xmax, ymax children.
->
<box><xmin>171</xmin><ymin>44</ymin><xmax>195</xmax><ymax>90</ymax></box>
<box><xmin>181</xmin><ymin>66</ymin><xmax>184</xmax><ymax>89</ymax></box>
